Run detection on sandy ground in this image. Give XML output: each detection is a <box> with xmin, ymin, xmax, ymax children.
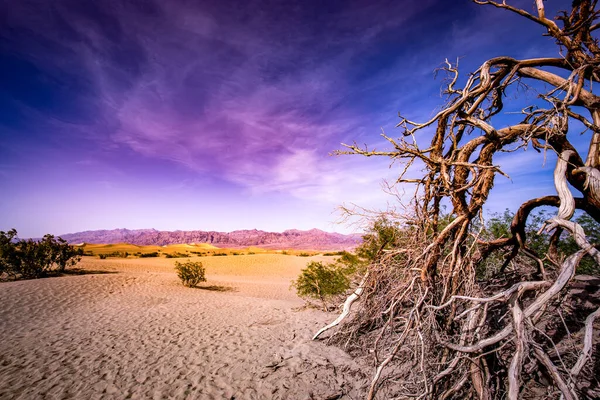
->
<box><xmin>0</xmin><ymin>255</ymin><xmax>369</xmax><ymax>399</ymax></box>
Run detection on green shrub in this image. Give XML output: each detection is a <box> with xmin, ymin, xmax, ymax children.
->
<box><xmin>139</xmin><ymin>252</ymin><xmax>159</xmax><ymax>258</ymax></box>
<box><xmin>99</xmin><ymin>251</ymin><xmax>129</xmax><ymax>258</ymax></box>
<box><xmin>165</xmin><ymin>252</ymin><xmax>190</xmax><ymax>258</ymax></box>
<box><xmin>292</xmin><ymin>261</ymin><xmax>351</xmax><ymax>311</ymax></box>
<box><xmin>0</xmin><ymin>230</ymin><xmax>82</xmax><ymax>280</ymax></box>
<box><xmin>297</xmin><ymin>252</ymin><xmax>311</xmax><ymax>257</ymax></box>
<box><xmin>0</xmin><ymin>229</ymin><xmax>19</xmax><ymax>279</ymax></box>
<box><xmin>175</xmin><ymin>260</ymin><xmax>206</xmax><ymax>287</ymax></box>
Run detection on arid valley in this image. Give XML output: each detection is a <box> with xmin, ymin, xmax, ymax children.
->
<box><xmin>4</xmin><ymin>0</ymin><xmax>600</xmax><ymax>398</ymax></box>
<box><xmin>0</xmin><ymin>251</ymin><xmax>370</xmax><ymax>399</ymax></box>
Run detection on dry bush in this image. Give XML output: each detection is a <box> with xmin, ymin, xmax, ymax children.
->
<box><xmin>175</xmin><ymin>260</ymin><xmax>206</xmax><ymax>288</ymax></box>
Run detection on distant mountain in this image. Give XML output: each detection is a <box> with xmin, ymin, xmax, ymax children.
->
<box><xmin>60</xmin><ymin>228</ymin><xmax>362</xmax><ymax>250</ymax></box>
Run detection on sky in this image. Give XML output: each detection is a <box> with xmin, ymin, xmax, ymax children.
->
<box><xmin>0</xmin><ymin>0</ymin><xmax>579</xmax><ymax>237</ymax></box>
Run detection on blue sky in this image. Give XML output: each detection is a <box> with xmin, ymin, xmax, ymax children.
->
<box><xmin>0</xmin><ymin>0</ymin><xmax>578</xmax><ymax>237</ymax></box>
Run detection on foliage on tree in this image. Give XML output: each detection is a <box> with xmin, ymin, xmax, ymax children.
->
<box><xmin>355</xmin><ymin>216</ymin><xmax>402</xmax><ymax>262</ymax></box>
<box><xmin>481</xmin><ymin>209</ymin><xmax>600</xmax><ymax>276</ymax></box>
<box><xmin>0</xmin><ymin>229</ymin><xmax>82</xmax><ymax>280</ymax></box>
<box><xmin>313</xmin><ymin>2</ymin><xmax>600</xmax><ymax>399</ymax></box>
<box><xmin>175</xmin><ymin>260</ymin><xmax>206</xmax><ymax>287</ymax></box>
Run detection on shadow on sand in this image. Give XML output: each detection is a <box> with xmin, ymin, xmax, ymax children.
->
<box><xmin>61</xmin><ymin>269</ymin><xmax>119</xmax><ymax>276</ymax></box>
<box><xmin>194</xmin><ymin>284</ymin><xmax>237</xmax><ymax>292</ymax></box>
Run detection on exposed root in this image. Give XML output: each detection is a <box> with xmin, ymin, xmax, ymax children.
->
<box><xmin>571</xmin><ymin>305</ymin><xmax>600</xmax><ymax>378</ymax></box>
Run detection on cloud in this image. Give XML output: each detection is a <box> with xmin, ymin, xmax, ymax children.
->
<box><xmin>1</xmin><ymin>0</ymin><xmax>573</xmax><ymax>221</ymax></box>
<box><xmin>2</xmin><ymin>0</ymin><xmax>445</xmax><ymax>202</ymax></box>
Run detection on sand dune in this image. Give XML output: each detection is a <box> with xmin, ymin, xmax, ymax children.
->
<box><xmin>0</xmin><ymin>255</ymin><xmax>369</xmax><ymax>399</ymax></box>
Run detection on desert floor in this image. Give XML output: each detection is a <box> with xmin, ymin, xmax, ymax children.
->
<box><xmin>0</xmin><ymin>254</ymin><xmax>370</xmax><ymax>399</ymax></box>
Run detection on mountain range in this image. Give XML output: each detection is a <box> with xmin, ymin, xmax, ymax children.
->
<box><xmin>60</xmin><ymin>228</ymin><xmax>362</xmax><ymax>250</ymax></box>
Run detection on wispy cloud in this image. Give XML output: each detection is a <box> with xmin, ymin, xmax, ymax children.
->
<box><xmin>2</xmin><ymin>0</ymin><xmax>446</xmax><ymax>204</ymax></box>
<box><xmin>2</xmin><ymin>0</ymin><xmax>579</xmax><ymax>236</ymax></box>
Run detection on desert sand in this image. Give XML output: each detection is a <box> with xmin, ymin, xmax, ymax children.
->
<box><xmin>0</xmin><ymin>254</ymin><xmax>369</xmax><ymax>399</ymax></box>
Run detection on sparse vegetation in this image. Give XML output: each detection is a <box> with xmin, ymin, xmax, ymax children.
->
<box><xmin>139</xmin><ymin>252</ymin><xmax>160</xmax><ymax>258</ymax></box>
<box><xmin>94</xmin><ymin>251</ymin><xmax>129</xmax><ymax>259</ymax></box>
<box><xmin>0</xmin><ymin>229</ymin><xmax>82</xmax><ymax>280</ymax></box>
<box><xmin>165</xmin><ymin>252</ymin><xmax>190</xmax><ymax>258</ymax></box>
<box><xmin>292</xmin><ymin>220</ymin><xmax>397</xmax><ymax>311</ymax></box>
<box><xmin>322</xmin><ymin>251</ymin><xmax>344</xmax><ymax>256</ymax></box>
<box><xmin>175</xmin><ymin>260</ymin><xmax>206</xmax><ymax>288</ymax></box>
<box><xmin>292</xmin><ymin>261</ymin><xmax>350</xmax><ymax>311</ymax></box>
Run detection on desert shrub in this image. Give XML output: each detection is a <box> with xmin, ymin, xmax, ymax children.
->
<box><xmin>98</xmin><ymin>251</ymin><xmax>129</xmax><ymax>258</ymax></box>
<box><xmin>0</xmin><ymin>229</ymin><xmax>19</xmax><ymax>279</ymax></box>
<box><xmin>291</xmin><ymin>222</ymin><xmax>401</xmax><ymax>310</ymax></box>
<box><xmin>17</xmin><ymin>239</ymin><xmax>50</xmax><ymax>278</ymax></box>
<box><xmin>175</xmin><ymin>260</ymin><xmax>206</xmax><ymax>287</ymax></box>
<box><xmin>139</xmin><ymin>252</ymin><xmax>159</xmax><ymax>258</ymax></box>
<box><xmin>0</xmin><ymin>230</ymin><xmax>82</xmax><ymax>280</ymax></box>
<box><xmin>323</xmin><ymin>251</ymin><xmax>344</xmax><ymax>256</ymax></box>
<box><xmin>165</xmin><ymin>252</ymin><xmax>190</xmax><ymax>258</ymax></box>
<box><xmin>212</xmin><ymin>252</ymin><xmax>227</xmax><ymax>256</ymax></box>
<box><xmin>44</xmin><ymin>235</ymin><xmax>81</xmax><ymax>272</ymax></box>
<box><xmin>292</xmin><ymin>261</ymin><xmax>351</xmax><ymax>311</ymax></box>
<box><xmin>334</xmin><ymin>250</ymin><xmax>363</xmax><ymax>276</ymax></box>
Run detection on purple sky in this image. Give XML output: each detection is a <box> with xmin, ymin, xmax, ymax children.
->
<box><xmin>0</xmin><ymin>0</ymin><xmax>577</xmax><ymax>237</ymax></box>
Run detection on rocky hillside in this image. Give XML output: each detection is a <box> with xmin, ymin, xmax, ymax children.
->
<box><xmin>60</xmin><ymin>228</ymin><xmax>362</xmax><ymax>250</ymax></box>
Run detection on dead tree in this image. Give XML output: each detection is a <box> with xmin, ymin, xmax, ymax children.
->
<box><xmin>314</xmin><ymin>1</ymin><xmax>600</xmax><ymax>399</ymax></box>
